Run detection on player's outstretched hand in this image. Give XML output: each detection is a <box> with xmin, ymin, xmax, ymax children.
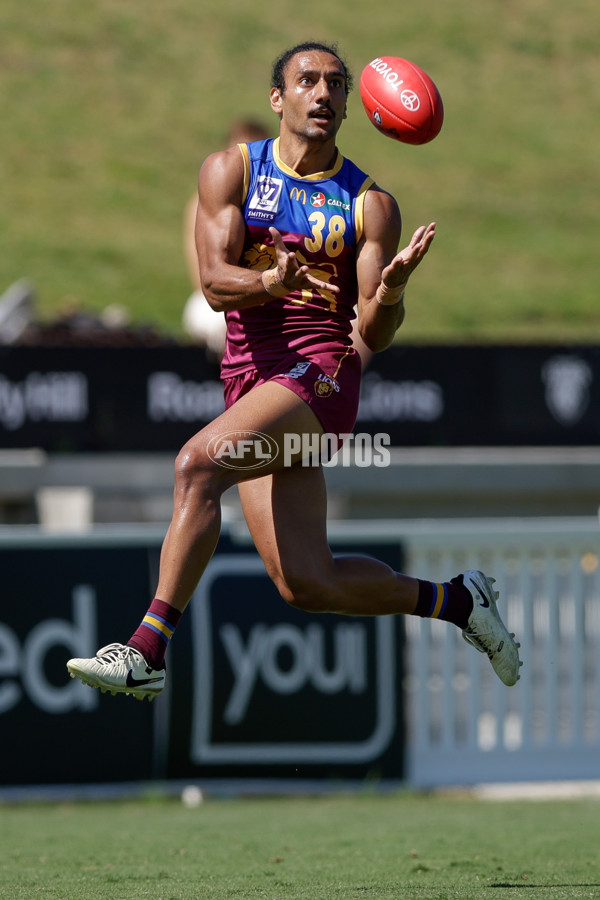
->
<box><xmin>269</xmin><ymin>227</ymin><xmax>340</xmax><ymax>295</ymax></box>
<box><xmin>382</xmin><ymin>222</ymin><xmax>436</xmax><ymax>289</ymax></box>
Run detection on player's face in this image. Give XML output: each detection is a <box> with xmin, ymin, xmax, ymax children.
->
<box><xmin>271</xmin><ymin>51</ymin><xmax>348</xmax><ymax>142</ymax></box>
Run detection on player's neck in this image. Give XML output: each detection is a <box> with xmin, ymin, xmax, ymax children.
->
<box><xmin>277</xmin><ymin>133</ymin><xmax>338</xmax><ymax>177</ymax></box>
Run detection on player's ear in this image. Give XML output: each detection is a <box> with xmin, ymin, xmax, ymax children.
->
<box><xmin>270</xmin><ymin>87</ymin><xmax>283</xmax><ymax>115</ymax></box>
<box><xmin>343</xmin><ymin>103</ymin><xmax>347</xmax><ymax>119</ymax></box>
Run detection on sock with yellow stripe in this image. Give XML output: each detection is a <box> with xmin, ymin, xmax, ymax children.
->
<box><xmin>414</xmin><ymin>577</ymin><xmax>473</xmax><ymax>629</ymax></box>
<box><xmin>127</xmin><ymin>599</ymin><xmax>182</xmax><ymax>670</ymax></box>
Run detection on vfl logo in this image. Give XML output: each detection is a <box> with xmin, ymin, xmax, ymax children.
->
<box><xmin>400</xmin><ymin>89</ymin><xmax>420</xmax><ymax>111</ymax></box>
<box><xmin>542</xmin><ymin>356</ymin><xmax>592</xmax><ymax>426</ymax></box>
<box><xmin>283</xmin><ymin>361</ymin><xmax>312</xmax><ymax>380</ymax></box>
<box><xmin>247</xmin><ymin>176</ymin><xmax>283</xmax><ymax>222</ymax></box>
<box><xmin>207</xmin><ymin>430</ymin><xmax>279</xmax><ymax>469</ymax></box>
<box><xmin>373</xmin><ymin>109</ymin><xmax>383</xmax><ymax>126</ymax></box>
<box><xmin>310</xmin><ymin>192</ymin><xmax>326</xmax><ymax>208</ymax></box>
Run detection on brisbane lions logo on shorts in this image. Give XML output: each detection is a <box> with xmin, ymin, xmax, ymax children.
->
<box><xmin>314</xmin><ymin>373</ymin><xmax>340</xmax><ymax>398</ymax></box>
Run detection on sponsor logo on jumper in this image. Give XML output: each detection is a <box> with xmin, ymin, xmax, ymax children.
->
<box><xmin>314</xmin><ymin>373</ymin><xmax>340</xmax><ymax>398</ymax></box>
<box><xmin>542</xmin><ymin>355</ymin><xmax>592</xmax><ymax>426</ymax></box>
<box><xmin>289</xmin><ymin>187</ymin><xmax>307</xmax><ymax>204</ymax></box>
<box><xmin>207</xmin><ymin>430</ymin><xmax>279</xmax><ymax>470</ymax></box>
<box><xmin>327</xmin><ymin>197</ymin><xmax>350</xmax><ymax>211</ymax></box>
<box><xmin>369</xmin><ymin>58</ymin><xmax>405</xmax><ymax>91</ymax></box>
<box><xmin>0</xmin><ymin>372</ymin><xmax>88</xmax><ymax>431</ymax></box>
<box><xmin>289</xmin><ymin>187</ymin><xmax>350</xmax><ymax>212</ymax></box>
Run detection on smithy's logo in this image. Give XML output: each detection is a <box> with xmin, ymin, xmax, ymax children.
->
<box><xmin>207</xmin><ymin>431</ymin><xmax>278</xmax><ymax>470</ymax></box>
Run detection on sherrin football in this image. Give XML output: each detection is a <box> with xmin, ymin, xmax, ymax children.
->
<box><xmin>360</xmin><ymin>57</ymin><xmax>444</xmax><ymax>145</ymax></box>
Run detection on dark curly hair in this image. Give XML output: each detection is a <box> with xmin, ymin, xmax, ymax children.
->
<box><xmin>271</xmin><ymin>41</ymin><xmax>353</xmax><ymax>95</ymax></box>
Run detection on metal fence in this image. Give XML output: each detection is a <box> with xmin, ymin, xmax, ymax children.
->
<box><xmin>399</xmin><ymin>517</ymin><xmax>600</xmax><ymax>786</ymax></box>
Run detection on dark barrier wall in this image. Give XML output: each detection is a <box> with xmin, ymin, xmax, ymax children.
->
<box><xmin>0</xmin><ymin>345</ymin><xmax>598</xmax><ymax>450</ymax></box>
<box><xmin>0</xmin><ymin>529</ymin><xmax>404</xmax><ymax>786</ymax></box>
<box><xmin>0</xmin><ymin>540</ymin><xmax>157</xmax><ymax>784</ymax></box>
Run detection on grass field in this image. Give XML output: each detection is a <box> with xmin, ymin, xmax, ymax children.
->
<box><xmin>2</xmin><ymin>0</ymin><xmax>599</xmax><ymax>342</ymax></box>
<box><xmin>1</xmin><ymin>793</ymin><xmax>599</xmax><ymax>899</ymax></box>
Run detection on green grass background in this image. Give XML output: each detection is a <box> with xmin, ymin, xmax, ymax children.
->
<box><xmin>1</xmin><ymin>794</ymin><xmax>599</xmax><ymax>899</ymax></box>
<box><xmin>1</xmin><ymin>0</ymin><xmax>598</xmax><ymax>342</ymax></box>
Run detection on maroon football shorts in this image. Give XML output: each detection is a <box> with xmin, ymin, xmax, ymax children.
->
<box><xmin>223</xmin><ymin>347</ymin><xmax>362</xmax><ymax>438</ymax></box>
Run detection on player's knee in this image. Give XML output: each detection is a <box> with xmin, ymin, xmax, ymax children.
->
<box><xmin>174</xmin><ymin>435</ymin><xmax>220</xmax><ymax>492</ymax></box>
<box><xmin>275</xmin><ymin>572</ymin><xmax>336</xmax><ymax>614</ymax></box>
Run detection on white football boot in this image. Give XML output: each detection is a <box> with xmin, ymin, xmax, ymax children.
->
<box><xmin>67</xmin><ymin>642</ymin><xmax>165</xmax><ymax>701</ymax></box>
<box><xmin>461</xmin><ymin>570</ymin><xmax>522</xmax><ymax>686</ymax></box>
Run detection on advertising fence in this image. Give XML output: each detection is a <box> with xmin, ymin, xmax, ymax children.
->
<box><xmin>1</xmin><ymin>344</ymin><xmax>599</xmax><ymax>451</ymax></box>
<box><xmin>2</xmin><ymin>518</ymin><xmax>599</xmax><ymax>791</ymax></box>
<box><xmin>0</xmin><ymin>526</ymin><xmax>404</xmax><ymax>787</ymax></box>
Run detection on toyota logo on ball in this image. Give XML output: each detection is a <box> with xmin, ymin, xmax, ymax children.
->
<box><xmin>400</xmin><ymin>89</ymin><xmax>420</xmax><ymax>111</ymax></box>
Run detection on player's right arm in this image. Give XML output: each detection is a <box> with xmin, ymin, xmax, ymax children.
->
<box><xmin>196</xmin><ymin>148</ymin><xmax>340</xmax><ymax>312</ymax></box>
<box><xmin>195</xmin><ymin>147</ymin><xmax>268</xmax><ymax>311</ymax></box>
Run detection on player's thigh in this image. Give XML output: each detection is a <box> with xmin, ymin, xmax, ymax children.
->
<box><xmin>181</xmin><ymin>380</ymin><xmax>324</xmax><ymax>482</ymax></box>
<box><xmin>238</xmin><ymin>463</ymin><xmax>335</xmax><ymax>596</ymax></box>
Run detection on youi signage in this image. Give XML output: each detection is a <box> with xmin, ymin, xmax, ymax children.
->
<box><xmin>0</xmin><ymin>529</ymin><xmax>405</xmax><ymax>789</ymax></box>
<box><xmin>189</xmin><ymin>552</ymin><xmax>405</xmax><ymax>778</ymax></box>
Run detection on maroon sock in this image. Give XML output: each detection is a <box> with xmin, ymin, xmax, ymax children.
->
<box><xmin>127</xmin><ymin>599</ymin><xmax>182</xmax><ymax>670</ymax></box>
<box><xmin>414</xmin><ymin>576</ymin><xmax>473</xmax><ymax>629</ymax></box>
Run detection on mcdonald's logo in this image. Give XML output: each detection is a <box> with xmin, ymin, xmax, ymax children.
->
<box><xmin>289</xmin><ymin>187</ymin><xmax>307</xmax><ymax>204</ymax></box>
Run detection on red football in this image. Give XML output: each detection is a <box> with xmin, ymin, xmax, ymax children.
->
<box><xmin>359</xmin><ymin>57</ymin><xmax>444</xmax><ymax>145</ymax></box>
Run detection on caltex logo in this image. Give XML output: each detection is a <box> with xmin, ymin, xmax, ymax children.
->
<box><xmin>310</xmin><ymin>192</ymin><xmax>326</xmax><ymax>207</ymax></box>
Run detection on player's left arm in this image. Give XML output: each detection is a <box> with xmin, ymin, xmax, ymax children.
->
<box><xmin>356</xmin><ymin>187</ymin><xmax>436</xmax><ymax>352</ymax></box>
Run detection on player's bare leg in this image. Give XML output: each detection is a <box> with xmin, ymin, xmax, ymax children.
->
<box><xmin>67</xmin><ymin>382</ymin><xmax>336</xmax><ymax>699</ymax></box>
<box><xmin>238</xmin><ymin>464</ymin><xmax>420</xmax><ymax>616</ymax></box>
<box><xmin>153</xmin><ymin>381</ymin><xmax>327</xmax><ymax>612</ymax></box>
<box><xmin>239</xmin><ymin>467</ymin><xmax>521</xmax><ymax>684</ymax></box>
<box><xmin>68</xmin><ymin>381</ymin><xmax>521</xmax><ymax>695</ymax></box>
